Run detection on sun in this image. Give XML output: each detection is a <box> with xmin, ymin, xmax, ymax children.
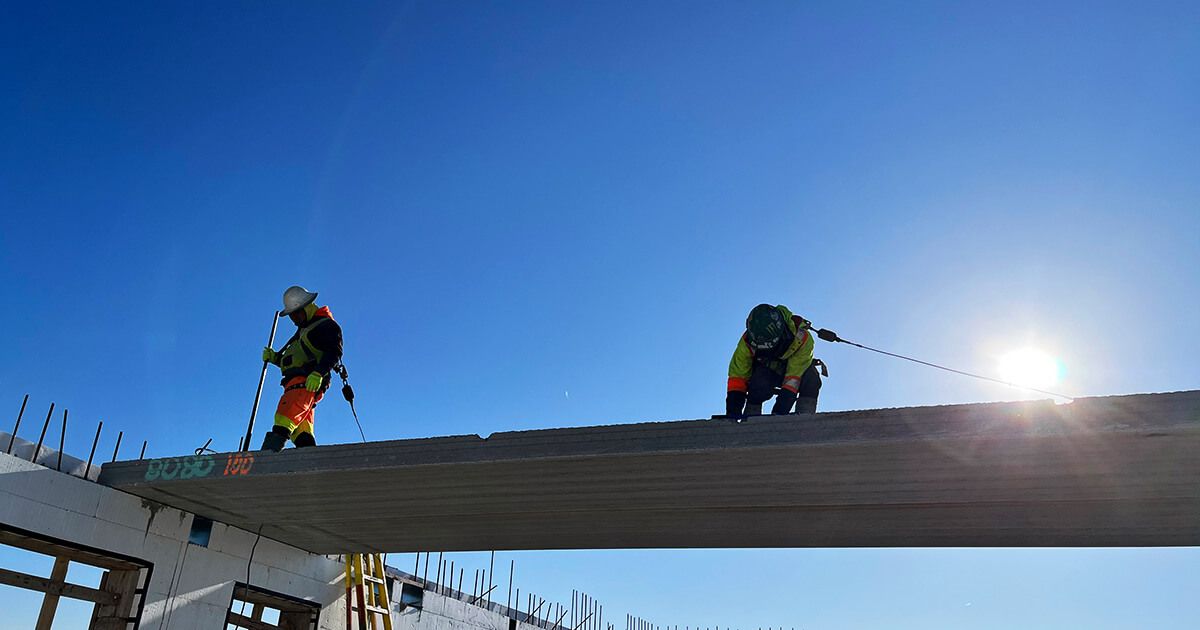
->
<box><xmin>997</xmin><ymin>347</ymin><xmax>1061</xmax><ymax>388</ymax></box>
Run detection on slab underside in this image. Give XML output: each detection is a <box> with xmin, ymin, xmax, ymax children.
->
<box><xmin>99</xmin><ymin>391</ymin><xmax>1200</xmax><ymax>554</ymax></box>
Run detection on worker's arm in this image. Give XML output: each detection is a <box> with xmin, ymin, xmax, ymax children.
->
<box><xmin>307</xmin><ymin>319</ymin><xmax>344</xmax><ymax>376</ymax></box>
<box><xmin>725</xmin><ymin>337</ymin><xmax>753</xmax><ymax>417</ymax></box>
<box><xmin>774</xmin><ymin>330</ymin><xmax>815</xmax><ymax>413</ymax></box>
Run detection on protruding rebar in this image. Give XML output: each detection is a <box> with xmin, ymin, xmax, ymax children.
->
<box><xmin>139</xmin><ymin>440</ymin><xmax>147</xmax><ymax>459</ymax></box>
<box><xmin>33</xmin><ymin>403</ymin><xmax>54</xmax><ymax>464</ymax></box>
<box><xmin>84</xmin><ymin>420</ymin><xmax>103</xmax><ymax>479</ymax></box>
<box><xmin>110</xmin><ymin>430</ymin><xmax>123</xmax><ymax>462</ymax></box>
<box><xmin>507</xmin><ymin>559</ymin><xmax>514</xmax><ymax>610</ymax></box>
<box><xmin>57</xmin><ymin>408</ymin><xmax>67</xmax><ymax>471</ymax></box>
<box><xmin>7</xmin><ymin>394</ymin><xmax>29</xmax><ymax>454</ymax></box>
<box><xmin>435</xmin><ymin>551</ymin><xmax>443</xmax><ymax>589</ymax></box>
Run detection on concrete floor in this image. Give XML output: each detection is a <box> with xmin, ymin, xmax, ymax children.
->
<box><xmin>99</xmin><ymin>391</ymin><xmax>1200</xmax><ymax>553</ymax></box>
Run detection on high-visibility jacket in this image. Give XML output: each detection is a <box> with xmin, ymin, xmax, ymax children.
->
<box><xmin>727</xmin><ymin>305</ymin><xmax>814</xmax><ymax>394</ymax></box>
<box><xmin>278</xmin><ymin>306</ymin><xmax>343</xmax><ymax>383</ymax></box>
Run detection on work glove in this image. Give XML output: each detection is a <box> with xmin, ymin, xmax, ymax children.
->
<box><xmin>725</xmin><ymin>390</ymin><xmax>747</xmax><ymax>420</ymax></box>
<box><xmin>262</xmin><ymin>347</ymin><xmax>280</xmax><ymax>365</ymax></box>
<box><xmin>305</xmin><ymin>371</ymin><xmax>324</xmax><ymax>393</ymax></box>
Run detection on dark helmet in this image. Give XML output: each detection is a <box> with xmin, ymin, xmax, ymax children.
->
<box><xmin>745</xmin><ymin>304</ymin><xmax>792</xmax><ymax>353</ymax></box>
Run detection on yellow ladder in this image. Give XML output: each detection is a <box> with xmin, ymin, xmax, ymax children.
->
<box><xmin>345</xmin><ymin>553</ymin><xmax>393</xmax><ymax>630</ymax></box>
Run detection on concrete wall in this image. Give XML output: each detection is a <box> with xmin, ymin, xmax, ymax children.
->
<box><xmin>0</xmin><ymin>450</ymin><xmax>348</xmax><ymax>628</ymax></box>
<box><xmin>395</xmin><ymin>590</ymin><xmax>548</xmax><ymax>630</ymax></box>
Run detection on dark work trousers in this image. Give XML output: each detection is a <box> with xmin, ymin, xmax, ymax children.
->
<box><xmin>746</xmin><ymin>360</ymin><xmax>823</xmax><ymax>413</ymax></box>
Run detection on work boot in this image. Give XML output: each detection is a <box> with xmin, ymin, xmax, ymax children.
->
<box><xmin>294</xmin><ymin>432</ymin><xmax>316</xmax><ymax>448</ymax></box>
<box><xmin>260</xmin><ymin>428</ymin><xmax>288</xmax><ymax>452</ymax></box>
<box><xmin>794</xmin><ymin>397</ymin><xmax>818</xmax><ymax>415</ymax></box>
<box><xmin>744</xmin><ymin>401</ymin><xmax>763</xmax><ymax>417</ymax></box>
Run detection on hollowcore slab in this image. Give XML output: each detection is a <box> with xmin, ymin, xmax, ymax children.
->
<box><xmin>98</xmin><ymin>391</ymin><xmax>1200</xmax><ymax>554</ymax></box>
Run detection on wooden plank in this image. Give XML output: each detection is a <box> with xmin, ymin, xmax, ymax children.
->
<box><xmin>90</xmin><ymin>569</ymin><xmax>141</xmax><ymax>630</ymax></box>
<box><xmin>0</xmin><ymin>566</ymin><xmax>120</xmax><ymax>605</ymax></box>
<box><xmin>34</xmin><ymin>557</ymin><xmax>69</xmax><ymax>630</ymax></box>
<box><xmin>0</xmin><ymin>529</ymin><xmax>143</xmax><ymax>571</ymax></box>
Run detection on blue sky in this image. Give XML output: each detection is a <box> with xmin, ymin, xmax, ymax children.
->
<box><xmin>2</xmin><ymin>1</ymin><xmax>1198</xmax><ymax>627</ymax></box>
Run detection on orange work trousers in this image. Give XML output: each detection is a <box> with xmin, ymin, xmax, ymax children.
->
<box><xmin>273</xmin><ymin>376</ymin><xmax>324</xmax><ymax>441</ymax></box>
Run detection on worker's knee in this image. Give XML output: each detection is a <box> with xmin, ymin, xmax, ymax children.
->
<box><xmin>798</xmin><ymin>365</ymin><xmax>822</xmax><ymax>399</ymax></box>
<box><xmin>273</xmin><ymin>413</ymin><xmax>297</xmax><ymax>434</ymax></box>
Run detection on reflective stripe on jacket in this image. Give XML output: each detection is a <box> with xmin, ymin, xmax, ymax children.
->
<box><xmin>278</xmin><ymin>307</ymin><xmax>339</xmax><ymax>380</ymax></box>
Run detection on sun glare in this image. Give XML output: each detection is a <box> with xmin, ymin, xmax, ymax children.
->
<box><xmin>998</xmin><ymin>348</ymin><xmax>1061</xmax><ymax>388</ymax></box>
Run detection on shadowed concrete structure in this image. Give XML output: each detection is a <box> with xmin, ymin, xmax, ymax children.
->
<box><xmin>98</xmin><ymin>391</ymin><xmax>1200</xmax><ymax>554</ymax></box>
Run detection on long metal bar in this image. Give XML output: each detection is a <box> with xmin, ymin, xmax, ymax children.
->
<box><xmin>84</xmin><ymin>421</ymin><xmax>102</xmax><ymax>479</ymax></box>
<box><xmin>434</xmin><ymin>552</ymin><xmax>443</xmax><ymax>589</ymax></box>
<box><xmin>7</xmin><ymin>394</ymin><xmax>28</xmax><ymax>454</ymax></box>
<box><xmin>57</xmin><ymin>409</ymin><xmax>67</xmax><ymax>471</ymax></box>
<box><xmin>242</xmin><ymin>310</ymin><xmax>280</xmax><ymax>452</ymax></box>
<box><xmin>469</xmin><ymin>583</ymin><xmax>496</xmax><ymax>605</ymax></box>
<box><xmin>32</xmin><ymin>403</ymin><xmax>54</xmax><ymax>464</ymax></box>
<box><xmin>110</xmin><ymin>431</ymin><xmax>122</xmax><ymax>462</ymax></box>
<box><xmin>139</xmin><ymin>440</ymin><xmax>147</xmax><ymax>459</ymax></box>
<box><xmin>487</xmin><ymin>550</ymin><xmax>494</xmax><ymax>606</ymax></box>
<box><xmin>507</xmin><ymin>559</ymin><xmax>514</xmax><ymax>609</ymax></box>
<box><xmin>552</xmin><ymin>605</ymin><xmax>569</xmax><ymax>630</ymax></box>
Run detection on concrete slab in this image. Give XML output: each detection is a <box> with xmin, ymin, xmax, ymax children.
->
<box><xmin>99</xmin><ymin>391</ymin><xmax>1200</xmax><ymax>552</ymax></box>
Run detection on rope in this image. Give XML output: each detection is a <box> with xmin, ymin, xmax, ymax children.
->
<box><xmin>819</xmin><ymin>329</ymin><xmax>1075</xmax><ymax>401</ymax></box>
<box><xmin>348</xmin><ymin>401</ymin><xmax>367</xmax><ymax>443</ymax></box>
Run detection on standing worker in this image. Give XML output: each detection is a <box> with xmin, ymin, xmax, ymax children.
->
<box><xmin>725</xmin><ymin>304</ymin><xmax>824</xmax><ymax>419</ymax></box>
<box><xmin>260</xmin><ymin>285</ymin><xmax>343</xmax><ymax>451</ymax></box>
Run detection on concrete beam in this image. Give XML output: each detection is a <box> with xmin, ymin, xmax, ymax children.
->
<box><xmin>98</xmin><ymin>391</ymin><xmax>1200</xmax><ymax>553</ymax></box>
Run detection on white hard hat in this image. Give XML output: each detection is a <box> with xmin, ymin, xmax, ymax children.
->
<box><xmin>280</xmin><ymin>285</ymin><xmax>318</xmax><ymax>316</ymax></box>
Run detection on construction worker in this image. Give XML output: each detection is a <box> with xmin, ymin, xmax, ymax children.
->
<box><xmin>725</xmin><ymin>304</ymin><xmax>823</xmax><ymax>419</ymax></box>
<box><xmin>260</xmin><ymin>286</ymin><xmax>343</xmax><ymax>451</ymax></box>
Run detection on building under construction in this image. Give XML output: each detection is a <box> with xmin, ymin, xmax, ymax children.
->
<box><xmin>1</xmin><ymin>390</ymin><xmax>1197</xmax><ymax>628</ymax></box>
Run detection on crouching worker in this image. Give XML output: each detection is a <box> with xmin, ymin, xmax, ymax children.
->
<box><xmin>725</xmin><ymin>304</ymin><xmax>823</xmax><ymax>419</ymax></box>
<box><xmin>260</xmin><ymin>285</ymin><xmax>343</xmax><ymax>451</ymax></box>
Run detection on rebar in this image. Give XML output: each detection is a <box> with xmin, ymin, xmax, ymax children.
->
<box><xmin>57</xmin><ymin>408</ymin><xmax>67</xmax><ymax>471</ymax></box>
<box><xmin>507</xmin><ymin>559</ymin><xmax>514</xmax><ymax>609</ymax></box>
<box><xmin>84</xmin><ymin>420</ymin><xmax>103</xmax><ymax>479</ymax></box>
<box><xmin>6</xmin><ymin>394</ymin><xmax>29</xmax><ymax>454</ymax></box>
<box><xmin>487</xmin><ymin>550</ymin><xmax>495</xmax><ymax>606</ymax></box>
<box><xmin>434</xmin><ymin>552</ymin><xmax>443</xmax><ymax>589</ymax></box>
<box><xmin>140</xmin><ymin>440</ymin><xmax>147</xmax><ymax>459</ymax></box>
<box><xmin>110</xmin><ymin>430</ymin><xmax>123</xmax><ymax>462</ymax></box>
<box><xmin>32</xmin><ymin>403</ymin><xmax>54</xmax><ymax>464</ymax></box>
